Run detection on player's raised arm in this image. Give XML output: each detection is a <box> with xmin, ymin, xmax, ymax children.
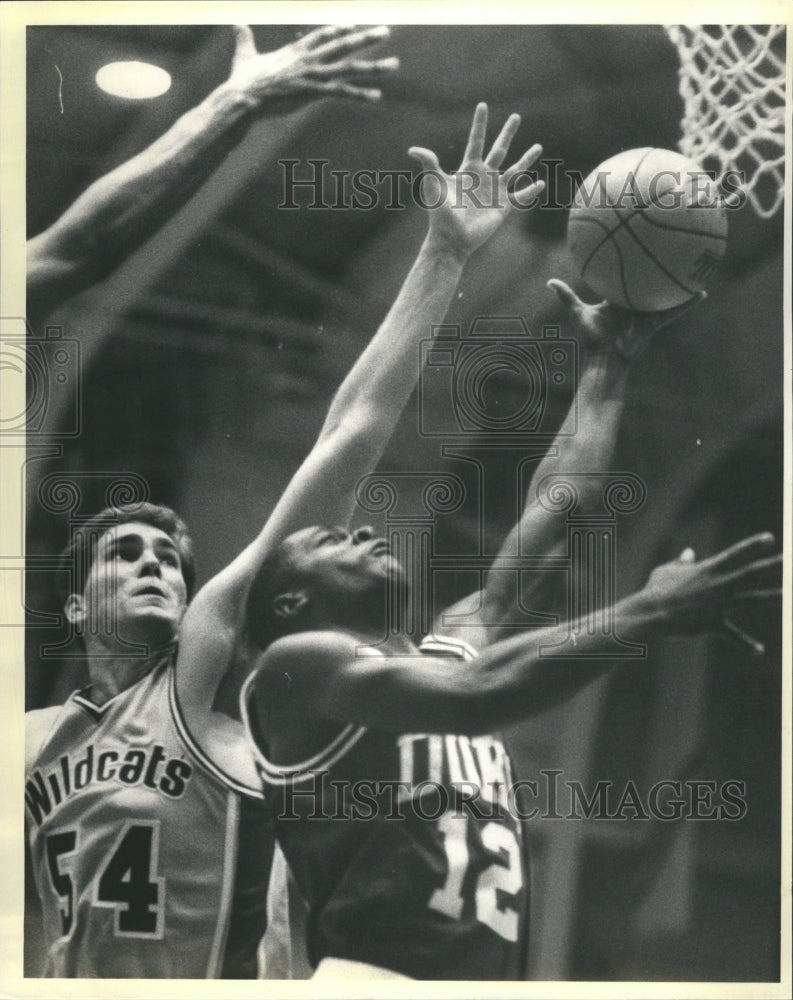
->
<box><xmin>183</xmin><ymin>105</ymin><xmax>544</xmax><ymax>644</ymax></box>
<box><xmin>27</xmin><ymin>24</ymin><xmax>397</xmax><ymax>324</ymax></box>
<box><xmin>248</xmin><ymin>533</ymin><xmax>780</xmax><ymax>739</ymax></box>
<box><xmin>457</xmin><ymin>282</ymin><xmax>706</xmax><ymax>645</ymax></box>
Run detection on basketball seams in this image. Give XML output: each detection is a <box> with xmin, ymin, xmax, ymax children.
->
<box><xmin>631</xmin><ymin>209</ymin><xmax>728</xmax><ymax>241</ymax></box>
<box><xmin>572</xmin><ymin>148</ymin><xmax>657</xmax><ymax>267</ymax></box>
<box><xmin>619</xmin><ymin>214</ymin><xmax>697</xmax><ymax>297</ymax></box>
<box><xmin>571</xmin><ymin>177</ymin><xmax>688</xmax><ymax>276</ymax></box>
<box><xmin>601</xmin><ymin>146</ymin><xmax>655</xmax><ymax>205</ymax></box>
<box><xmin>568</xmin><ymin>214</ymin><xmax>625</xmax><ymax>276</ymax></box>
<box><xmin>571</xmin><ymin>216</ymin><xmax>637</xmax><ymax>310</ymax></box>
<box><xmin>567</xmin><ymin>146</ymin><xmax>728</xmax><ymax>309</ymax></box>
<box><xmin>574</xmin><ymin>206</ymin><xmax>698</xmax><ymax>306</ymax></box>
<box><xmin>614</xmin><ymin>239</ymin><xmax>638</xmax><ymax>311</ymax></box>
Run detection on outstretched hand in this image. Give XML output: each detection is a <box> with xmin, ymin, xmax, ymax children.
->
<box><xmin>227</xmin><ymin>24</ymin><xmax>398</xmax><ymax>105</ymax></box>
<box><xmin>547</xmin><ymin>279</ymin><xmax>707</xmax><ymax>360</ymax></box>
<box><xmin>408</xmin><ymin>102</ymin><xmax>545</xmax><ymax>260</ymax></box>
<box><xmin>642</xmin><ymin>533</ymin><xmax>781</xmax><ymax>656</ymax></box>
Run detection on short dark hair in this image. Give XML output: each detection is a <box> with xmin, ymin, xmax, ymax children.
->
<box><xmin>58</xmin><ymin>502</ymin><xmax>196</xmax><ymax>602</ymax></box>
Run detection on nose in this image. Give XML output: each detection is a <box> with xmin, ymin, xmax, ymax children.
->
<box><xmin>352</xmin><ymin>526</ymin><xmax>374</xmax><ymax>544</ymax></box>
<box><xmin>139</xmin><ymin>546</ymin><xmax>162</xmax><ymax>577</ymax></box>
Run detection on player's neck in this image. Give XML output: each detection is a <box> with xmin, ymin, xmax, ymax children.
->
<box><xmin>83</xmin><ymin>640</ymin><xmax>173</xmax><ymax>706</ymax></box>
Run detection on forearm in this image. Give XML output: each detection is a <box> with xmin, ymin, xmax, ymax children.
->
<box><xmin>458</xmin><ymin>589</ymin><xmax>662</xmax><ymax>731</ymax></box>
<box><xmin>533</xmin><ymin>347</ymin><xmax>631</xmax><ymax>486</ymax></box>
<box><xmin>27</xmin><ymin>81</ymin><xmax>256</xmax><ymax>304</ymax></box>
<box><xmin>320</xmin><ymin>235</ymin><xmax>467</xmax><ymax>437</ymax></box>
<box><xmin>482</xmin><ymin>348</ymin><xmax>631</xmax><ymax>627</ymax></box>
<box><xmin>341</xmin><ymin>590</ymin><xmax>663</xmax><ymax>735</ymax></box>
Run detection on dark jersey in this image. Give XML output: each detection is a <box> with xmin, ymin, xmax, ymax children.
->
<box><xmin>241</xmin><ymin>635</ymin><xmax>529</xmax><ymax>980</ymax></box>
<box><xmin>26</xmin><ymin>652</ymin><xmax>272</xmax><ymax>978</ymax></box>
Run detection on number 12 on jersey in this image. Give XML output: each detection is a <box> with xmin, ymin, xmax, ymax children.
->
<box><xmin>429</xmin><ymin>811</ymin><xmax>522</xmax><ymax>942</ymax></box>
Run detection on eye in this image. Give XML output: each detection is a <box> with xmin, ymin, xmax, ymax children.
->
<box><xmin>160</xmin><ymin>550</ymin><xmax>180</xmax><ymax>568</ymax></box>
<box><xmin>115</xmin><ymin>539</ymin><xmax>141</xmax><ymax>562</ymax></box>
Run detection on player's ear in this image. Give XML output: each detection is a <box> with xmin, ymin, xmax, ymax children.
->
<box><xmin>272</xmin><ymin>591</ymin><xmax>309</xmax><ymax>621</ymax></box>
<box><xmin>64</xmin><ymin>593</ymin><xmax>86</xmax><ymax>628</ymax></box>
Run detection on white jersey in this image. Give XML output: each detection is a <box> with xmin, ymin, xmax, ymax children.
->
<box><xmin>25</xmin><ymin>652</ymin><xmax>272</xmax><ymax>978</ymax></box>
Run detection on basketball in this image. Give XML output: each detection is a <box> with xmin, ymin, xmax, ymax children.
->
<box><xmin>567</xmin><ymin>148</ymin><xmax>728</xmax><ymax>311</ymax></box>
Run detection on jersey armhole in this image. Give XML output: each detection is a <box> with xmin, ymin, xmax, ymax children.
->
<box><xmin>239</xmin><ymin>661</ymin><xmax>369</xmax><ymax>788</ymax></box>
<box><xmin>168</xmin><ymin>666</ymin><xmax>266</xmax><ymax>800</ymax></box>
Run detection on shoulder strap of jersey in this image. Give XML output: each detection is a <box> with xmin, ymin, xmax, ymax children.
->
<box><xmin>168</xmin><ymin>662</ymin><xmax>266</xmax><ymax>799</ymax></box>
<box><xmin>239</xmin><ymin>649</ymin><xmax>382</xmax><ymax>787</ymax></box>
<box><xmin>419</xmin><ymin>633</ymin><xmax>478</xmax><ymax>662</ymax></box>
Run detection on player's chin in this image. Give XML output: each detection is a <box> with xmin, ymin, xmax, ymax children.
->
<box><xmin>378</xmin><ymin>553</ymin><xmax>405</xmax><ymax>577</ymax></box>
<box><xmin>120</xmin><ymin>607</ymin><xmax>181</xmax><ymax>645</ymax></box>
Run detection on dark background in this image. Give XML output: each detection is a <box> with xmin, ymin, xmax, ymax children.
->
<box><xmin>25</xmin><ymin>24</ymin><xmax>784</xmax><ymax>980</ymax></box>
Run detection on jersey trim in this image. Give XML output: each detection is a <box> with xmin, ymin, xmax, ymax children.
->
<box><xmin>167</xmin><ymin>668</ymin><xmax>265</xmax><ymax>800</ymax></box>
<box><xmin>419</xmin><ymin>633</ymin><xmax>478</xmax><ymax>662</ymax></box>
<box><xmin>240</xmin><ymin>640</ymin><xmax>477</xmax><ymax>787</ymax></box>
<box><xmin>240</xmin><ymin>666</ymin><xmax>368</xmax><ymax>788</ymax></box>
<box><xmin>206</xmin><ymin>791</ymin><xmax>239</xmax><ymax>977</ymax></box>
<box><xmin>70</xmin><ymin>649</ymin><xmax>172</xmax><ymax>722</ymax></box>
<box><xmin>70</xmin><ymin>693</ymin><xmax>111</xmax><ymax>723</ymax></box>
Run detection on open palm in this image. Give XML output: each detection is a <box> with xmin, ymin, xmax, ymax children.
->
<box><xmin>228</xmin><ymin>24</ymin><xmax>397</xmax><ymax>104</ymax></box>
<box><xmin>409</xmin><ymin>103</ymin><xmax>544</xmax><ymax>258</ymax></box>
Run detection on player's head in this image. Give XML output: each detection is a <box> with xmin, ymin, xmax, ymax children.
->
<box><xmin>246</xmin><ymin>525</ymin><xmax>405</xmax><ymax>648</ymax></box>
<box><xmin>60</xmin><ymin>503</ymin><xmax>195</xmax><ymax>650</ymax></box>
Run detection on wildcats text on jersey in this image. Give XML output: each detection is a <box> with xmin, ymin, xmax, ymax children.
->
<box><xmin>26</xmin><ymin>743</ymin><xmax>193</xmax><ymax>827</ymax></box>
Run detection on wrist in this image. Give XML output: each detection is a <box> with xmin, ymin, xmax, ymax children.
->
<box><xmin>422</xmin><ymin>231</ymin><xmax>472</xmax><ymax>267</ymax></box>
<box><xmin>210</xmin><ymin>79</ymin><xmax>263</xmax><ymax>119</ymax></box>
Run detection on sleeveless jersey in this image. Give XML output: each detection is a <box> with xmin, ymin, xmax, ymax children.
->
<box><xmin>25</xmin><ymin>652</ymin><xmax>272</xmax><ymax>978</ymax></box>
<box><xmin>241</xmin><ymin>635</ymin><xmax>529</xmax><ymax>980</ymax></box>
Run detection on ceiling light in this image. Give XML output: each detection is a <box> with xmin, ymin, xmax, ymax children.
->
<box><xmin>96</xmin><ymin>61</ymin><xmax>171</xmax><ymax>99</ymax></box>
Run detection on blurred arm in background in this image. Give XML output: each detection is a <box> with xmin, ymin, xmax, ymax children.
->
<box><xmin>26</xmin><ymin>24</ymin><xmax>397</xmax><ymax>326</ymax></box>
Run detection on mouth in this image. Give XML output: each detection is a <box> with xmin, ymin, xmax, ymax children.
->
<box><xmin>134</xmin><ymin>585</ymin><xmax>168</xmax><ymax>599</ymax></box>
<box><xmin>369</xmin><ymin>540</ymin><xmax>392</xmax><ymax>558</ymax></box>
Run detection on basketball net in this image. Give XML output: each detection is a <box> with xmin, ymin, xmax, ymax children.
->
<box><xmin>665</xmin><ymin>25</ymin><xmax>786</xmax><ymax>219</ymax></box>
